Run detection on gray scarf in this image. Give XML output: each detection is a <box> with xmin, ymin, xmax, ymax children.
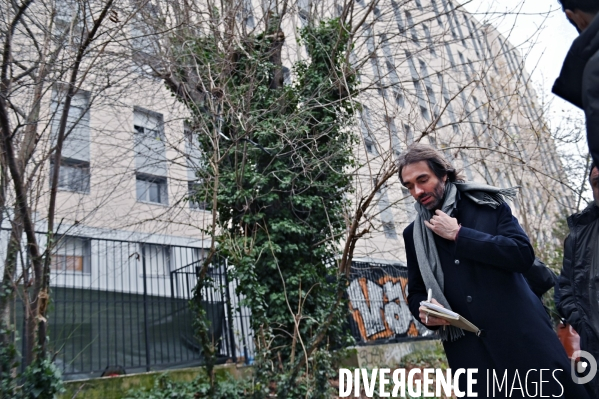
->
<box><xmin>413</xmin><ymin>181</ymin><xmax>519</xmax><ymax>341</ymax></box>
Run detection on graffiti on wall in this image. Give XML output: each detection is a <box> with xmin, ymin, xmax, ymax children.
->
<box><xmin>347</xmin><ymin>263</ymin><xmax>430</xmax><ymax>343</ymax></box>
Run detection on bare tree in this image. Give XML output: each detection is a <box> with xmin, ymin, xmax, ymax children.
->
<box><xmin>0</xmin><ymin>0</ymin><xmax>139</xmax><ymax>370</ymax></box>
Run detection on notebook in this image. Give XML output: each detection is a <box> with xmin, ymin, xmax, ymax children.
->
<box><xmin>420</xmin><ymin>301</ymin><xmax>481</xmax><ymax>335</ymax></box>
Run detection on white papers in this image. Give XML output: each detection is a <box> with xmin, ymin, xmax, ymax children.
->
<box><xmin>419</xmin><ymin>301</ymin><xmax>459</xmax><ymax>318</ymax></box>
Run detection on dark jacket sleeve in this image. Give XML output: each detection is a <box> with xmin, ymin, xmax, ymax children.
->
<box><xmin>583</xmin><ymin>51</ymin><xmax>599</xmax><ymax>168</ymax></box>
<box><xmin>403</xmin><ymin>226</ymin><xmax>438</xmax><ymax>330</ymax></box>
<box><xmin>454</xmin><ymin>203</ymin><xmax>535</xmax><ymax>273</ymax></box>
<box><xmin>557</xmin><ymin>234</ymin><xmax>583</xmax><ymax>333</ymax></box>
<box><xmin>524</xmin><ymin>258</ymin><xmax>557</xmax><ymax>298</ymax></box>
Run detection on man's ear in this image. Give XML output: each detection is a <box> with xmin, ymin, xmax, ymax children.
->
<box><xmin>565</xmin><ymin>9</ymin><xmax>592</xmax><ymax>32</ymax></box>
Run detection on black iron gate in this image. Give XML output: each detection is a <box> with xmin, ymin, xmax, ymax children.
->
<box><xmin>10</xmin><ymin>236</ymin><xmax>257</xmax><ymax>380</ymax></box>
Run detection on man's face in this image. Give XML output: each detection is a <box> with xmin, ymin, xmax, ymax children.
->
<box><xmin>401</xmin><ymin>161</ymin><xmax>447</xmax><ymax>210</ymax></box>
<box><xmin>591</xmin><ymin>167</ymin><xmax>599</xmax><ymax>207</ymax></box>
<box><xmin>564</xmin><ymin>9</ymin><xmax>598</xmax><ymax>34</ymax></box>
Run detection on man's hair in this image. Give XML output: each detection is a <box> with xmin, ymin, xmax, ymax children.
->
<box><xmin>557</xmin><ymin>0</ymin><xmax>599</xmax><ymax>13</ymax></box>
<box><xmin>397</xmin><ymin>143</ymin><xmax>465</xmax><ymax>185</ymax></box>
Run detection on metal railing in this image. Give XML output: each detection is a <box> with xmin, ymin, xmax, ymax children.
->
<box><xmin>2</xmin><ymin>232</ymin><xmax>255</xmax><ymax>380</ymax></box>
<box><xmin>3</xmin><ymin>227</ymin><xmax>435</xmax><ymax>378</ymax></box>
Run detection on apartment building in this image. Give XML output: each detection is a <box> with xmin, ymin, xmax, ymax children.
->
<box><xmin>341</xmin><ymin>0</ymin><xmax>572</xmax><ymax>264</ymax></box>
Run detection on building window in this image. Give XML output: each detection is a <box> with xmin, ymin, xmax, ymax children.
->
<box><xmin>243</xmin><ymin>0</ymin><xmax>255</xmax><ymax>28</ymax></box>
<box><xmin>142</xmin><ymin>244</ymin><xmax>171</xmax><ymax>276</ymax></box>
<box><xmin>52</xmin><ymin>159</ymin><xmax>90</xmax><ymax>193</ymax></box>
<box><xmin>188</xmin><ymin>181</ymin><xmax>209</xmax><ymax>210</ymax></box>
<box><xmin>445</xmin><ymin>44</ymin><xmax>456</xmax><ymax>68</ymax></box>
<box><xmin>130</xmin><ymin>0</ymin><xmax>160</xmax><ymax>76</ymax></box>
<box><xmin>422</xmin><ymin>23</ymin><xmax>436</xmax><ymax>56</ymax></box>
<box><xmin>438</xmin><ymin>73</ymin><xmax>457</xmax><ymax>124</ymax></box>
<box><xmin>431</xmin><ymin>0</ymin><xmax>443</xmax><ymax>26</ymax></box>
<box><xmin>360</xmin><ymin>107</ymin><xmax>377</xmax><ymax>154</ymax></box>
<box><xmin>298</xmin><ymin>8</ymin><xmax>309</xmax><ymax>26</ymax></box>
<box><xmin>464</xmin><ymin>16</ymin><xmax>481</xmax><ymax>57</ymax></box>
<box><xmin>134</xmin><ymin>123</ymin><xmax>161</xmax><ymax>140</ymax></box>
<box><xmin>405</xmin><ymin>11</ymin><xmax>419</xmax><ymax>44</ymax></box>
<box><xmin>413</xmin><ymin>80</ymin><xmax>430</xmax><ymax>121</ymax></box>
<box><xmin>443</xmin><ymin>1</ymin><xmax>458</xmax><ymax>40</ymax></box>
<box><xmin>448</xmin><ymin>1</ymin><xmax>467</xmax><ymax>47</ymax></box>
<box><xmin>393</xmin><ymin>88</ymin><xmax>405</xmax><ymax>107</ymax></box>
<box><xmin>458</xmin><ymin>51</ymin><xmax>470</xmax><ymax>81</ymax></box>
<box><xmin>419</xmin><ymin>60</ymin><xmax>436</xmax><ymax>105</ymax></box>
<box><xmin>51</xmin><ymin>87</ymin><xmax>91</xmax><ymax>192</ymax></box>
<box><xmin>282</xmin><ymin>66</ymin><xmax>291</xmax><ymax>85</ymax></box>
<box><xmin>134</xmin><ymin>107</ymin><xmax>167</xmax><ymax>202</ymax></box>
<box><xmin>136</xmin><ymin>174</ymin><xmax>168</xmax><ymax>204</ymax></box>
<box><xmin>51</xmin><ymin>236</ymin><xmax>91</xmax><ymax>273</ymax></box>
<box><xmin>364</xmin><ymin>136</ymin><xmax>376</xmax><ymax>154</ymax></box>
<box><xmin>366</xmin><ymin>27</ymin><xmax>383</xmax><ymax>91</ymax></box>
<box><xmin>383</xmin><ymin>222</ymin><xmax>398</xmax><ymax>239</ymax></box>
<box><xmin>386</xmin><ymin>116</ymin><xmax>402</xmax><ymax>158</ymax></box>
<box><xmin>391</xmin><ymin>0</ymin><xmax>405</xmax><ymax>33</ymax></box>
<box><xmin>373</xmin><ymin>5</ymin><xmax>381</xmax><ymax>19</ymax></box>
<box><xmin>468</xmin><ymin>58</ymin><xmax>476</xmax><ymax>81</ymax></box>
<box><xmin>404</xmin><ymin>124</ymin><xmax>414</xmax><ymax>144</ymax></box>
<box><xmin>433</xmin><ymin>111</ymin><xmax>442</xmax><ymax>127</ymax></box>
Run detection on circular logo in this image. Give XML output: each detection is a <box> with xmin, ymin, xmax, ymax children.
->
<box><xmin>571</xmin><ymin>350</ymin><xmax>598</xmax><ymax>384</ymax></box>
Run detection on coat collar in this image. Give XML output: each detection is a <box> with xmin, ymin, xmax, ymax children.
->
<box><xmin>552</xmin><ymin>14</ymin><xmax>599</xmax><ymax>109</ymax></box>
<box><xmin>568</xmin><ymin>203</ymin><xmax>599</xmax><ymax>231</ymax></box>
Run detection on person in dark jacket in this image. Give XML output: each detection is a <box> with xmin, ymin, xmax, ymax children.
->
<box><xmin>400</xmin><ymin>143</ymin><xmax>589</xmax><ymax>398</ymax></box>
<box><xmin>557</xmin><ymin>163</ymin><xmax>599</xmax><ymax>397</ymax></box>
<box><xmin>553</xmin><ymin>0</ymin><xmax>599</xmax><ymax>168</ymax></box>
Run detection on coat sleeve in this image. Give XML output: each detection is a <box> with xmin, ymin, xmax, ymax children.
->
<box><xmin>454</xmin><ymin>203</ymin><xmax>535</xmax><ymax>273</ymax></box>
<box><xmin>523</xmin><ymin>257</ymin><xmax>557</xmax><ymax>298</ymax></box>
<box><xmin>403</xmin><ymin>227</ymin><xmax>438</xmax><ymax>330</ymax></box>
<box><xmin>557</xmin><ymin>234</ymin><xmax>583</xmax><ymax>333</ymax></box>
<box><xmin>583</xmin><ymin>52</ymin><xmax>599</xmax><ymax>168</ymax></box>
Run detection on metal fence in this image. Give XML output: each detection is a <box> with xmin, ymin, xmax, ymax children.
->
<box><xmin>3</xmin><ymin>228</ymin><xmax>434</xmax><ymax>378</ymax></box>
<box><xmin>5</xmin><ymin>233</ymin><xmax>254</xmax><ymax>380</ymax></box>
<box><xmin>346</xmin><ymin>261</ymin><xmax>434</xmax><ymax>345</ymax></box>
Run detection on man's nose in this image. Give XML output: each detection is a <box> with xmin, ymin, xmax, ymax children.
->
<box><xmin>414</xmin><ymin>185</ymin><xmax>424</xmax><ymax>197</ymax></box>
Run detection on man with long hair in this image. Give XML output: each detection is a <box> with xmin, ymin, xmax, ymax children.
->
<box><xmin>399</xmin><ymin>143</ymin><xmax>589</xmax><ymax>398</ymax></box>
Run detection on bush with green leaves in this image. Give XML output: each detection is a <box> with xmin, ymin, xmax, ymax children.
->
<box><xmin>123</xmin><ymin>374</ymin><xmax>250</xmax><ymax>399</ymax></box>
<box><xmin>0</xmin><ymin>347</ymin><xmax>64</xmax><ymax>399</ymax></box>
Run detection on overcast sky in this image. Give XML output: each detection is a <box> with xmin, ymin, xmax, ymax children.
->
<box><xmin>463</xmin><ymin>0</ymin><xmax>590</xmax><ymax>202</ymax></box>
<box><xmin>464</xmin><ymin>0</ymin><xmax>578</xmax><ymax>99</ymax></box>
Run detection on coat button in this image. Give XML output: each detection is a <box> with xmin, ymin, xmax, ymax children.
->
<box><xmin>454</xmin><ymin>259</ymin><xmax>460</xmax><ymax>265</ymax></box>
<box><xmin>466</xmin><ymin>296</ymin><xmax>472</xmax><ymax>303</ymax></box>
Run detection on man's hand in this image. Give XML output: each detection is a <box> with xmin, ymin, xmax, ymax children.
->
<box><xmin>424</xmin><ymin>210</ymin><xmax>460</xmax><ymax>240</ymax></box>
<box><xmin>419</xmin><ymin>298</ymin><xmax>451</xmax><ymax>327</ymax></box>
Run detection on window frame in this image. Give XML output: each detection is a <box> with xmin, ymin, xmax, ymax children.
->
<box><xmin>51</xmin><ymin>158</ymin><xmax>91</xmax><ymax>194</ymax></box>
<box><xmin>136</xmin><ymin>173</ymin><xmax>169</xmax><ymax>205</ymax></box>
<box><xmin>51</xmin><ymin>235</ymin><xmax>92</xmax><ymax>274</ymax></box>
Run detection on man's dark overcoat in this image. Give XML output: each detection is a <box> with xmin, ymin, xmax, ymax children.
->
<box><xmin>403</xmin><ymin>193</ymin><xmax>589</xmax><ymax>398</ymax></box>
